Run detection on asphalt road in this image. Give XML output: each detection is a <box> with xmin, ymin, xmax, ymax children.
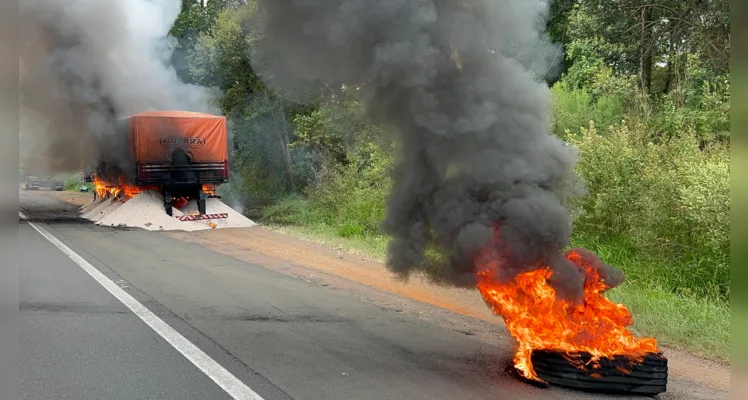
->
<box><xmin>18</xmin><ymin>190</ymin><xmax>713</xmax><ymax>400</ymax></box>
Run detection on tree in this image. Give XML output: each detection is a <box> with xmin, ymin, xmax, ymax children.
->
<box><xmin>189</xmin><ymin>1</ymin><xmax>298</xmax><ymax>191</ymax></box>
<box><xmin>556</xmin><ymin>0</ymin><xmax>729</xmax><ymax>97</ymax></box>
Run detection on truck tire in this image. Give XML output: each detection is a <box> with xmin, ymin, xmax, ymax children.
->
<box><xmin>163</xmin><ymin>190</ymin><xmax>173</xmax><ymax>216</ymax></box>
<box><xmin>530</xmin><ymin>350</ymin><xmax>667</xmax><ymax>395</ymax></box>
<box><xmin>197</xmin><ymin>189</ymin><xmax>207</xmax><ymax>215</ymax></box>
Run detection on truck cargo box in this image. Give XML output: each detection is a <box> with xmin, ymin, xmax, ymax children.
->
<box><xmin>119</xmin><ymin>111</ymin><xmax>229</xmax><ymax>186</ymax></box>
<box><xmin>127</xmin><ymin>111</ymin><xmax>228</xmax><ymax>164</ymax></box>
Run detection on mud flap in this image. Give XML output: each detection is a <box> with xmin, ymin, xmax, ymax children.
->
<box><xmin>197</xmin><ymin>189</ymin><xmax>207</xmax><ymax>215</ymax></box>
<box><xmin>164</xmin><ymin>190</ymin><xmax>173</xmax><ymax>216</ymax></box>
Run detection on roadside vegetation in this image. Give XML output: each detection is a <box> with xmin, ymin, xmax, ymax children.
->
<box><xmin>63</xmin><ymin>174</ymin><xmax>92</xmax><ymax>192</ymax></box>
<box><xmin>169</xmin><ymin>0</ymin><xmax>729</xmax><ymax>361</ymax></box>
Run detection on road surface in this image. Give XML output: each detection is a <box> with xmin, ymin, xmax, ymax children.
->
<box><xmin>19</xmin><ymin>190</ymin><xmax>727</xmax><ymax>399</ymax></box>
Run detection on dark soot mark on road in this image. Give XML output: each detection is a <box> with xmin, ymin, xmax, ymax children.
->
<box><xmin>20</xmin><ymin>216</ymin><xmax>93</xmax><ymax>225</ymax></box>
<box><xmin>20</xmin><ymin>301</ymin><xmax>129</xmax><ymax>315</ymax></box>
<box><xmin>219</xmin><ymin>314</ymin><xmax>350</xmax><ymax>324</ymax></box>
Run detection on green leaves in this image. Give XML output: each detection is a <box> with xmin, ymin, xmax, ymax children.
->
<box><xmin>567</xmin><ymin>122</ymin><xmax>730</xmax><ymax>300</ymax></box>
<box><xmin>167</xmin><ymin>0</ymin><xmax>730</xmax><ymax>304</ymax></box>
<box><xmin>189</xmin><ymin>2</ymin><xmax>262</xmax><ymax>113</ymax></box>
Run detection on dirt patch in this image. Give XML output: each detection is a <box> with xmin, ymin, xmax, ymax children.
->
<box><xmin>40</xmin><ymin>190</ymin><xmax>93</xmax><ymax>207</ymax></box>
<box><xmin>45</xmin><ymin>189</ymin><xmax>731</xmax><ymax>392</ymax></box>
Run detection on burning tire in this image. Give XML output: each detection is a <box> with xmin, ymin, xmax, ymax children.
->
<box><xmin>530</xmin><ymin>350</ymin><xmax>667</xmax><ymax>396</ymax></box>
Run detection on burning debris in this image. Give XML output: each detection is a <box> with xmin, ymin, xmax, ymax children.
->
<box><xmin>251</xmin><ymin>0</ymin><xmax>666</xmax><ymax>393</ymax></box>
<box><xmin>93</xmin><ymin>174</ymin><xmax>158</xmax><ymax>200</ymax></box>
<box><xmin>202</xmin><ymin>185</ymin><xmax>217</xmax><ymax>197</ymax></box>
<box><xmin>475</xmin><ymin>227</ymin><xmax>662</xmax><ymax>386</ymax></box>
<box><xmin>529</xmin><ymin>350</ymin><xmax>667</xmax><ymax>395</ymax></box>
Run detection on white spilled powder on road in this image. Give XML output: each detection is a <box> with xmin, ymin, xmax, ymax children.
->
<box><xmin>80</xmin><ymin>190</ymin><xmax>257</xmax><ymax>232</ymax></box>
<box><xmin>82</xmin><ymin>197</ymin><xmax>120</xmax><ymax>221</ymax></box>
<box><xmin>80</xmin><ymin>198</ymin><xmax>105</xmax><ymax>218</ymax></box>
<box><xmin>79</xmin><ymin>198</ymin><xmax>101</xmax><ymax>215</ymax></box>
<box><xmin>92</xmin><ymin>198</ymin><xmax>129</xmax><ymax>222</ymax></box>
<box><xmin>96</xmin><ymin>191</ymin><xmax>194</xmax><ymax>231</ymax></box>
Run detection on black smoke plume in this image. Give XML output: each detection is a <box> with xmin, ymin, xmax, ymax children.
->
<box><xmin>251</xmin><ymin>0</ymin><xmax>623</xmax><ymax>300</ymax></box>
<box><xmin>19</xmin><ymin>0</ymin><xmax>215</xmax><ymax>179</ymax></box>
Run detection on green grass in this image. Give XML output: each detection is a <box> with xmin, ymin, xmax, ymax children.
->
<box><xmin>63</xmin><ymin>175</ymin><xmax>93</xmax><ymax>192</ymax></box>
<box><xmin>263</xmin><ymin>199</ymin><xmax>730</xmax><ymax>362</ymax></box>
<box><xmin>606</xmin><ymin>284</ymin><xmax>729</xmax><ymax>361</ymax></box>
<box><xmin>570</xmin><ymin>233</ymin><xmax>729</xmax><ymax>361</ymax></box>
<box><xmin>271</xmin><ymin>223</ymin><xmax>388</xmax><ymax>262</ymax></box>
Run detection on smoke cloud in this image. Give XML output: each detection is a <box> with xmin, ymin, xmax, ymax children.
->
<box><xmin>251</xmin><ymin>0</ymin><xmax>622</xmax><ymax>301</ymax></box>
<box><xmin>19</xmin><ymin>0</ymin><xmax>215</xmax><ymax>175</ymax></box>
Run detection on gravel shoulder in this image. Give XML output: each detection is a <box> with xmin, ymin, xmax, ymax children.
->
<box><xmin>42</xmin><ymin>190</ymin><xmax>731</xmax><ymax>396</ymax></box>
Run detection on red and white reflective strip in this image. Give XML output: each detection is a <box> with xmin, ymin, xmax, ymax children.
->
<box><xmin>177</xmin><ymin>213</ymin><xmax>228</xmax><ymax>221</ymax></box>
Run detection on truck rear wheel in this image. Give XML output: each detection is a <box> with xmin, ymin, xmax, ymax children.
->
<box><xmin>163</xmin><ymin>190</ymin><xmax>173</xmax><ymax>216</ymax></box>
<box><xmin>197</xmin><ymin>189</ymin><xmax>207</xmax><ymax>215</ymax></box>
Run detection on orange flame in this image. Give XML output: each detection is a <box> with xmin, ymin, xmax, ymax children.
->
<box><xmin>202</xmin><ymin>184</ymin><xmax>216</xmax><ymax>196</ymax></box>
<box><xmin>93</xmin><ymin>175</ymin><xmax>117</xmax><ymax>198</ymax></box>
<box><xmin>474</xmin><ymin>228</ymin><xmax>659</xmax><ymax>382</ymax></box>
<box><xmin>93</xmin><ymin>174</ymin><xmax>157</xmax><ymax>200</ymax></box>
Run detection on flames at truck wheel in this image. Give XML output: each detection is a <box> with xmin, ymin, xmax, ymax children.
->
<box><xmin>92</xmin><ymin>174</ymin><xmax>158</xmax><ymax>199</ymax></box>
<box><xmin>93</xmin><ymin>174</ymin><xmax>220</xmax><ymax>211</ymax></box>
<box><xmin>202</xmin><ymin>184</ymin><xmax>216</xmax><ymax>196</ymax></box>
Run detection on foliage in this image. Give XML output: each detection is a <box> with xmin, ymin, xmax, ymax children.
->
<box><xmin>290</xmin><ymin>107</ymin><xmax>347</xmax><ymax>166</ymax></box>
<box><xmin>188</xmin><ymin>2</ymin><xmax>262</xmax><ymax>113</ymax></box>
<box><xmin>650</xmin><ymin>58</ymin><xmax>730</xmax><ymax>144</ymax></box>
<box><xmin>551</xmin><ymin>80</ymin><xmax>626</xmax><ymax>135</ymax></box>
<box><xmin>567</xmin><ymin>122</ymin><xmax>729</xmax><ymax>300</ymax></box>
<box><xmin>267</xmin><ymin>101</ymin><xmax>392</xmax><ymax>238</ymax></box>
<box><xmin>63</xmin><ymin>174</ymin><xmax>91</xmax><ymax>192</ymax></box>
<box><xmin>168</xmin><ymin>1</ymin><xmax>731</xmax><ymax>358</ymax></box>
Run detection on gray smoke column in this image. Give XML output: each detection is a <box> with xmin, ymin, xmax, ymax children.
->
<box><xmin>19</xmin><ymin>0</ymin><xmax>215</xmax><ymax>176</ymax></box>
<box><xmin>252</xmin><ymin>0</ymin><xmax>623</xmax><ymax>301</ymax></box>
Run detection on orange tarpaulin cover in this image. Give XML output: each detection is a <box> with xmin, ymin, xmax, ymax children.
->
<box><xmin>127</xmin><ymin>111</ymin><xmax>228</xmax><ymax>164</ymax></box>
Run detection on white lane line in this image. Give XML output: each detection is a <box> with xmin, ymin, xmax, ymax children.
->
<box><xmin>19</xmin><ymin>211</ymin><xmax>265</xmax><ymax>400</ymax></box>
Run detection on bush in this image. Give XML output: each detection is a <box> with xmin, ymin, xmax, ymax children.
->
<box><xmin>264</xmin><ymin>121</ymin><xmax>391</xmax><ymax>239</ymax></box>
<box><xmin>263</xmin><ymin>195</ymin><xmax>325</xmax><ymax>226</ymax></box>
<box><xmin>567</xmin><ymin>122</ymin><xmax>729</xmax><ymax>300</ymax></box>
<box><xmin>551</xmin><ymin>80</ymin><xmax>625</xmax><ymax>136</ymax></box>
<box><xmin>305</xmin><ymin>137</ymin><xmax>391</xmax><ymax>237</ymax></box>
<box><xmin>63</xmin><ymin>174</ymin><xmax>91</xmax><ymax>192</ymax></box>
<box><xmin>649</xmin><ymin>78</ymin><xmax>730</xmax><ymax>144</ymax></box>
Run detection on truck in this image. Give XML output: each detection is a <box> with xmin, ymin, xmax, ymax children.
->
<box><xmin>88</xmin><ymin>110</ymin><xmax>229</xmax><ymax>216</ymax></box>
<box><xmin>23</xmin><ymin>174</ymin><xmax>64</xmax><ymax>191</ymax></box>
<box><xmin>21</xmin><ymin>157</ymin><xmax>64</xmax><ymax>191</ymax></box>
